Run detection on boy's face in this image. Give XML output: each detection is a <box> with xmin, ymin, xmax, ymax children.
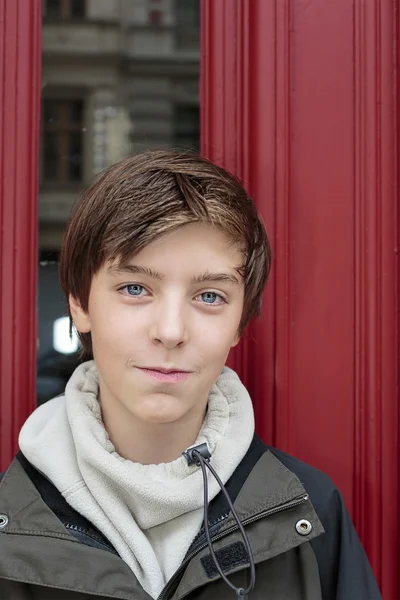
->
<box><xmin>70</xmin><ymin>222</ymin><xmax>245</xmax><ymax>427</ymax></box>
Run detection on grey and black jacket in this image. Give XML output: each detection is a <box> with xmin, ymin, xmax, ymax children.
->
<box><xmin>0</xmin><ymin>435</ymin><xmax>382</xmax><ymax>599</ymax></box>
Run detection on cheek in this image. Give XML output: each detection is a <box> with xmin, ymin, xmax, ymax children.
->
<box><xmin>197</xmin><ymin>322</ymin><xmax>238</xmax><ymax>362</ymax></box>
<box><xmin>89</xmin><ymin>302</ymin><xmax>140</xmax><ymax>350</ymax></box>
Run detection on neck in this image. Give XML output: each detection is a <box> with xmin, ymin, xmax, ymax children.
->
<box><xmin>99</xmin><ymin>390</ymin><xmax>207</xmax><ymax>465</ymax></box>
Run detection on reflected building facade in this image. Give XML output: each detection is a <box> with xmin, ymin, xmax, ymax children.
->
<box><xmin>40</xmin><ymin>0</ymin><xmax>199</xmax><ymax>249</ymax></box>
<box><xmin>37</xmin><ymin>0</ymin><xmax>200</xmax><ymax>402</ymax></box>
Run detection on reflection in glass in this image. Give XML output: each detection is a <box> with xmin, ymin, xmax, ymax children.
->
<box><xmin>174</xmin><ymin>105</ymin><xmax>200</xmax><ymax>151</ymax></box>
<box><xmin>45</xmin><ymin>0</ymin><xmax>86</xmax><ymax>20</ymax></box>
<box><xmin>43</xmin><ymin>132</ymin><xmax>58</xmax><ymax>181</ymax></box>
<box><xmin>70</xmin><ymin>0</ymin><xmax>86</xmax><ymax>19</ymax></box>
<box><xmin>53</xmin><ymin>317</ymin><xmax>79</xmax><ymax>355</ymax></box>
<box><xmin>38</xmin><ymin>0</ymin><xmax>200</xmax><ymax>404</ymax></box>
<box><xmin>42</xmin><ymin>98</ymin><xmax>84</xmax><ymax>183</ymax></box>
<box><xmin>176</xmin><ymin>0</ymin><xmax>200</xmax><ymax>49</ymax></box>
<box><xmin>68</xmin><ymin>99</ymin><xmax>84</xmax><ymax>124</ymax></box>
<box><xmin>68</xmin><ymin>132</ymin><xmax>83</xmax><ymax>181</ymax></box>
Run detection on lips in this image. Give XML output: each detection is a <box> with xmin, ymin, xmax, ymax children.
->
<box><xmin>143</xmin><ymin>367</ymin><xmax>190</xmax><ymax>374</ymax></box>
<box><xmin>137</xmin><ymin>367</ymin><xmax>191</xmax><ymax>383</ymax></box>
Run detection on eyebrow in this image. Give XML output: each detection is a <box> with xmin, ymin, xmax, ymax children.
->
<box><xmin>191</xmin><ymin>271</ymin><xmax>240</xmax><ymax>285</ymax></box>
<box><xmin>108</xmin><ymin>264</ymin><xmax>241</xmax><ymax>285</ymax></box>
<box><xmin>108</xmin><ymin>264</ymin><xmax>163</xmax><ymax>280</ymax></box>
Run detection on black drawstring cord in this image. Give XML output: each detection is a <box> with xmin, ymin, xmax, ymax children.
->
<box><xmin>183</xmin><ymin>445</ymin><xmax>256</xmax><ymax>598</ymax></box>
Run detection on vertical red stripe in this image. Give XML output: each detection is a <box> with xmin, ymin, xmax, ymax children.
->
<box><xmin>0</xmin><ymin>0</ymin><xmax>41</xmax><ymax>471</ymax></box>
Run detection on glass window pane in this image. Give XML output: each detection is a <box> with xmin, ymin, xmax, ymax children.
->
<box><xmin>43</xmin><ymin>132</ymin><xmax>59</xmax><ymax>180</ymax></box>
<box><xmin>176</xmin><ymin>0</ymin><xmax>199</xmax><ymax>49</ymax></box>
<box><xmin>176</xmin><ymin>0</ymin><xmax>199</xmax><ymax>28</ymax></box>
<box><xmin>37</xmin><ymin>257</ymin><xmax>80</xmax><ymax>407</ymax></box>
<box><xmin>70</xmin><ymin>0</ymin><xmax>85</xmax><ymax>19</ymax></box>
<box><xmin>46</xmin><ymin>0</ymin><xmax>62</xmax><ymax>19</ymax></box>
<box><xmin>68</xmin><ymin>99</ymin><xmax>83</xmax><ymax>124</ymax></box>
<box><xmin>43</xmin><ymin>100</ymin><xmax>60</xmax><ymax>125</ymax></box>
<box><xmin>174</xmin><ymin>105</ymin><xmax>200</xmax><ymax>151</ymax></box>
<box><xmin>68</xmin><ymin>132</ymin><xmax>83</xmax><ymax>181</ymax></box>
<box><xmin>53</xmin><ymin>317</ymin><xmax>79</xmax><ymax>354</ymax></box>
<box><xmin>149</xmin><ymin>10</ymin><xmax>162</xmax><ymax>25</ymax></box>
<box><xmin>39</xmin><ymin>0</ymin><xmax>199</xmax><ymax>403</ymax></box>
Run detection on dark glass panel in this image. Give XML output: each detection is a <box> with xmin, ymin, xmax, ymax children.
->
<box><xmin>174</xmin><ymin>105</ymin><xmax>200</xmax><ymax>151</ymax></box>
<box><xmin>176</xmin><ymin>0</ymin><xmax>199</xmax><ymax>29</ymax></box>
<box><xmin>43</xmin><ymin>100</ymin><xmax>60</xmax><ymax>125</ymax></box>
<box><xmin>68</xmin><ymin>132</ymin><xmax>83</xmax><ymax>181</ymax></box>
<box><xmin>46</xmin><ymin>0</ymin><xmax>62</xmax><ymax>19</ymax></box>
<box><xmin>70</xmin><ymin>0</ymin><xmax>85</xmax><ymax>18</ymax></box>
<box><xmin>149</xmin><ymin>10</ymin><xmax>162</xmax><ymax>25</ymax></box>
<box><xmin>43</xmin><ymin>132</ymin><xmax>59</xmax><ymax>180</ymax></box>
<box><xmin>68</xmin><ymin>99</ymin><xmax>84</xmax><ymax>124</ymax></box>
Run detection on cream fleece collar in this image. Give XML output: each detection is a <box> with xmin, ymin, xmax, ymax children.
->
<box><xmin>19</xmin><ymin>361</ymin><xmax>254</xmax><ymax>599</ymax></box>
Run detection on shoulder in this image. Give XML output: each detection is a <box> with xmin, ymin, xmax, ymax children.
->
<box><xmin>264</xmin><ymin>445</ymin><xmax>382</xmax><ymax>599</ymax></box>
<box><xmin>265</xmin><ymin>445</ymin><xmax>340</xmax><ymax>517</ymax></box>
<box><xmin>241</xmin><ymin>436</ymin><xmax>341</xmax><ymax>520</ymax></box>
<box><xmin>264</xmin><ymin>445</ymin><xmax>351</xmax><ymax>549</ymax></box>
<box><xmin>0</xmin><ymin>455</ymin><xmax>30</xmax><ymax>490</ymax></box>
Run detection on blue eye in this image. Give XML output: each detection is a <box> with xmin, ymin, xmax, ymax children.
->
<box><xmin>201</xmin><ymin>292</ymin><xmax>222</xmax><ymax>304</ymax></box>
<box><xmin>125</xmin><ymin>284</ymin><xmax>145</xmax><ymax>296</ymax></box>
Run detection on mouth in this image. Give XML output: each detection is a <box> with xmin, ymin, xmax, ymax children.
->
<box><xmin>136</xmin><ymin>367</ymin><xmax>192</xmax><ymax>383</ymax></box>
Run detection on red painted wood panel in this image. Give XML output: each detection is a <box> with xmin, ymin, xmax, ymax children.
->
<box><xmin>0</xmin><ymin>0</ymin><xmax>398</xmax><ymax>596</ymax></box>
<box><xmin>289</xmin><ymin>0</ymin><xmax>355</xmax><ymax>513</ymax></box>
<box><xmin>0</xmin><ymin>0</ymin><xmax>41</xmax><ymax>471</ymax></box>
<box><xmin>201</xmin><ymin>1</ymin><xmax>399</xmax><ymax>597</ymax></box>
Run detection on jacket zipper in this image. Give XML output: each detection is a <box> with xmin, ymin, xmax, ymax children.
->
<box><xmin>64</xmin><ymin>523</ymin><xmax>118</xmax><ymax>554</ymax></box>
<box><xmin>188</xmin><ymin>511</ymin><xmax>231</xmax><ymax>550</ymax></box>
<box><xmin>157</xmin><ymin>493</ymin><xmax>309</xmax><ymax>600</ymax></box>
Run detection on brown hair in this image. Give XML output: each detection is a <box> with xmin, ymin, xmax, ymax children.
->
<box><xmin>59</xmin><ymin>149</ymin><xmax>272</xmax><ymax>360</ymax></box>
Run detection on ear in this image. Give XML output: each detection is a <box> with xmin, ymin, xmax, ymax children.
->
<box><xmin>69</xmin><ymin>294</ymin><xmax>91</xmax><ymax>333</ymax></box>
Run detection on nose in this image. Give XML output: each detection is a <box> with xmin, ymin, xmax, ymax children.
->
<box><xmin>149</xmin><ymin>297</ymin><xmax>189</xmax><ymax>350</ymax></box>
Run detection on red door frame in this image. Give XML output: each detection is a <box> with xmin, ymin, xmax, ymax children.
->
<box><xmin>201</xmin><ymin>1</ymin><xmax>399</xmax><ymax>597</ymax></box>
<box><xmin>0</xmin><ymin>0</ymin><xmax>398</xmax><ymax>597</ymax></box>
<box><xmin>0</xmin><ymin>0</ymin><xmax>41</xmax><ymax>469</ymax></box>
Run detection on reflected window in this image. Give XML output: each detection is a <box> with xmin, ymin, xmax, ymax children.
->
<box><xmin>37</xmin><ymin>255</ymin><xmax>81</xmax><ymax>405</ymax></box>
<box><xmin>42</xmin><ymin>98</ymin><xmax>84</xmax><ymax>183</ymax></box>
<box><xmin>174</xmin><ymin>105</ymin><xmax>200</xmax><ymax>151</ymax></box>
<box><xmin>149</xmin><ymin>10</ymin><xmax>163</xmax><ymax>25</ymax></box>
<box><xmin>176</xmin><ymin>0</ymin><xmax>199</xmax><ymax>49</ymax></box>
<box><xmin>38</xmin><ymin>0</ymin><xmax>200</xmax><ymax>405</ymax></box>
<box><xmin>53</xmin><ymin>317</ymin><xmax>79</xmax><ymax>355</ymax></box>
<box><xmin>45</xmin><ymin>0</ymin><xmax>86</xmax><ymax>20</ymax></box>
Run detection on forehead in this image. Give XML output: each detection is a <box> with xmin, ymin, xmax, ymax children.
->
<box><xmin>144</xmin><ymin>222</ymin><xmax>238</xmax><ymax>254</ymax></box>
<box><xmin>102</xmin><ymin>223</ymin><xmax>245</xmax><ymax>283</ymax></box>
<box><xmin>125</xmin><ymin>223</ymin><xmax>241</xmax><ymax>264</ymax></box>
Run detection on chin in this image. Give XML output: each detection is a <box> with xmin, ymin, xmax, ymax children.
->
<box><xmin>136</xmin><ymin>394</ymin><xmax>186</xmax><ymax>425</ymax></box>
<box><xmin>139</xmin><ymin>410</ymin><xmax>186</xmax><ymax>426</ymax></box>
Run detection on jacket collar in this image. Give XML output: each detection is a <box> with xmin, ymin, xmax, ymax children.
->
<box><xmin>10</xmin><ymin>434</ymin><xmax>267</xmax><ymax>557</ymax></box>
<box><xmin>0</xmin><ymin>458</ymin><xmax>148</xmax><ymax>599</ymax></box>
<box><xmin>0</xmin><ymin>437</ymin><xmax>324</xmax><ymax>599</ymax></box>
<box><xmin>167</xmin><ymin>448</ymin><xmax>325</xmax><ymax>600</ymax></box>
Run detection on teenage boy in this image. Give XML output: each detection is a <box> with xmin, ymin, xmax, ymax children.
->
<box><xmin>0</xmin><ymin>150</ymin><xmax>381</xmax><ymax>599</ymax></box>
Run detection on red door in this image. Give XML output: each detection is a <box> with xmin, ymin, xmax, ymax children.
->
<box><xmin>0</xmin><ymin>0</ymin><xmax>398</xmax><ymax>597</ymax></box>
<box><xmin>0</xmin><ymin>0</ymin><xmax>41</xmax><ymax>470</ymax></box>
<box><xmin>201</xmin><ymin>1</ymin><xmax>399</xmax><ymax>597</ymax></box>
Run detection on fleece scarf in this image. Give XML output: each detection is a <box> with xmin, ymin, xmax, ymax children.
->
<box><xmin>19</xmin><ymin>361</ymin><xmax>254</xmax><ymax>599</ymax></box>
